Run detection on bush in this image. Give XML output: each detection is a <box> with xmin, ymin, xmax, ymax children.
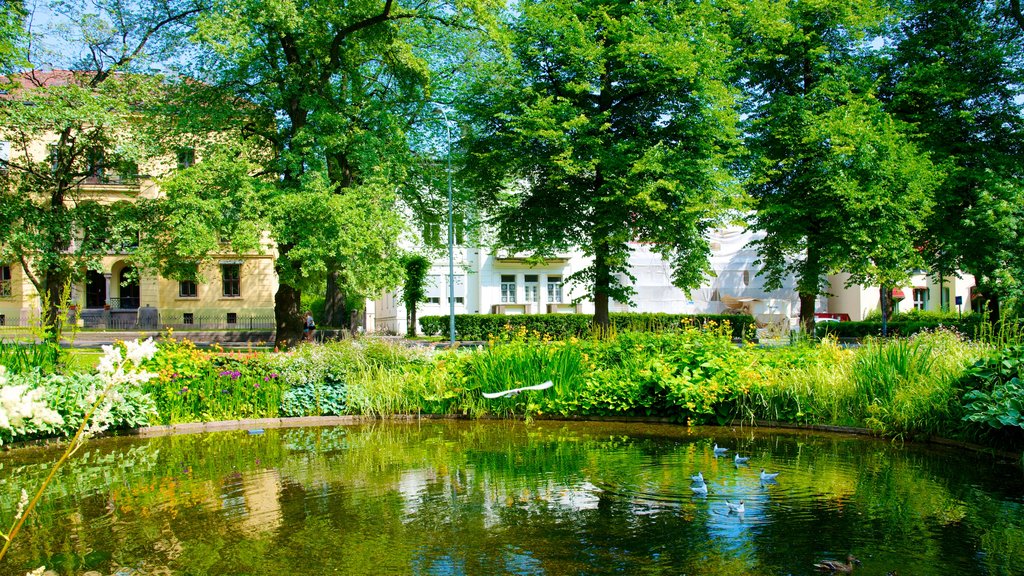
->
<box><xmin>815</xmin><ymin>315</ymin><xmax>986</xmax><ymax>339</ymax></box>
<box><xmin>1</xmin><ymin>370</ymin><xmax>157</xmax><ymax>444</ymax></box>
<box><xmin>959</xmin><ymin>343</ymin><xmax>1024</xmax><ymax>439</ymax></box>
<box><xmin>0</xmin><ymin>341</ymin><xmax>63</xmax><ymax>375</ymax></box>
<box><xmin>420</xmin><ymin>313</ymin><xmax>755</xmax><ymax>340</ymax></box>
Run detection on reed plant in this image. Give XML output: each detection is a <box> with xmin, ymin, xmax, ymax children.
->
<box><xmin>464</xmin><ymin>326</ymin><xmax>588</xmax><ymax>416</ymax></box>
<box><xmin>853</xmin><ymin>329</ymin><xmax>983</xmax><ymax>435</ymax></box>
<box><xmin>741</xmin><ymin>337</ymin><xmax>858</xmax><ymax>425</ymax></box>
<box><xmin>0</xmin><ymin>341</ymin><xmax>62</xmax><ymax>375</ymax></box>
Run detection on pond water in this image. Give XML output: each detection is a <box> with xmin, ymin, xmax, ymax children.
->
<box><xmin>0</xmin><ymin>421</ymin><xmax>1022</xmax><ymax>576</ymax></box>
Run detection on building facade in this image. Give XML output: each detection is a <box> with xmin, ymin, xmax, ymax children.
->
<box><xmin>0</xmin><ymin>71</ymin><xmax>278</xmax><ymax>330</ymax></box>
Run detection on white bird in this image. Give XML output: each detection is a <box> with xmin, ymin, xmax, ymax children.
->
<box><xmin>760</xmin><ymin>468</ymin><xmax>780</xmax><ymax>481</ymax></box>
<box><xmin>691</xmin><ymin>483</ymin><xmax>708</xmax><ymax>495</ymax></box>
<box><xmin>734</xmin><ymin>453</ymin><xmax>750</xmax><ymax>464</ymax></box>
<box><xmin>725</xmin><ymin>500</ymin><xmax>745</xmax><ymax>514</ymax></box>
<box><xmin>481</xmin><ymin>380</ymin><xmax>554</xmax><ymax>399</ymax></box>
<box><xmin>691</xmin><ymin>472</ymin><xmax>704</xmax><ymax>483</ymax></box>
<box><xmin>713</xmin><ymin>444</ymin><xmax>729</xmax><ymax>454</ymax></box>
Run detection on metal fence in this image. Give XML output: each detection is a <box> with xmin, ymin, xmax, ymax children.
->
<box><xmin>0</xmin><ymin>310</ymin><xmax>275</xmax><ymax>330</ymax></box>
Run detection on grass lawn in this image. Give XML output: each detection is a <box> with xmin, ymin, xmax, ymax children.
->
<box><xmin>64</xmin><ymin>348</ymin><xmax>103</xmax><ymax>372</ymax></box>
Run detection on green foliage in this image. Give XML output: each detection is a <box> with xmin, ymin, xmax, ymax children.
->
<box><xmin>851</xmin><ymin>333</ymin><xmax>970</xmax><ymax>435</ymax></box>
<box><xmin>744</xmin><ymin>330</ymin><xmax>983</xmax><ymax>436</ymax></box>
<box><xmin>960</xmin><ymin>343</ymin><xmax>1024</xmax><ymax>433</ymax></box>
<box><xmin>0</xmin><ymin>341</ymin><xmax>62</xmax><ymax>375</ymax></box>
<box><xmin>0</xmin><ymin>371</ymin><xmax>157</xmax><ymax>444</ymax></box>
<box><xmin>400</xmin><ymin>254</ymin><xmax>432</xmax><ymax>337</ymax></box>
<box><xmin>281</xmin><ymin>380</ymin><xmax>346</xmax><ymax>417</ymax></box>
<box><xmin>420</xmin><ymin>313</ymin><xmax>755</xmax><ymax>340</ymax></box>
<box><xmin>881</xmin><ymin>0</ymin><xmax>1024</xmax><ymax>309</ymax></box>
<box><xmin>816</xmin><ymin>316</ymin><xmax>985</xmax><ymax>339</ymax></box>
<box><xmin>741</xmin><ymin>0</ymin><xmax>939</xmax><ymax>331</ymax></box>
<box><xmin>461</xmin><ymin>0</ymin><xmax>742</xmax><ymax>323</ymax></box>
<box><xmin>963</xmin><ymin>379</ymin><xmax>1024</xmax><ymax>429</ymax></box>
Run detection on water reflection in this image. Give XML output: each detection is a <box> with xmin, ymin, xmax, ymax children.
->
<box><xmin>0</xmin><ymin>421</ymin><xmax>1021</xmax><ymax>575</ymax></box>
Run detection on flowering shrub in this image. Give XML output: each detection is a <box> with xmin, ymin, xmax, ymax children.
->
<box><xmin>0</xmin><ymin>366</ymin><xmax>64</xmax><ymax>445</ymax></box>
<box><xmin>0</xmin><ymin>338</ymin><xmax>158</xmax><ymax>565</ymax></box>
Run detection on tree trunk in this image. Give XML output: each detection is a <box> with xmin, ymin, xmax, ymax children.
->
<box><xmin>274</xmin><ymin>283</ymin><xmax>303</xmax><ymax>349</ymax></box>
<box><xmin>407</xmin><ymin>302</ymin><xmax>418</xmax><ymax>338</ymax></box>
<box><xmin>986</xmin><ymin>290</ymin><xmax>1001</xmax><ymax>325</ymax></box>
<box><xmin>799</xmin><ymin>292</ymin><xmax>816</xmax><ymax>336</ymax></box>
<box><xmin>324</xmin><ymin>270</ymin><xmax>347</xmax><ymax>327</ymax></box>
<box><xmin>42</xmin><ymin>269</ymin><xmax>68</xmax><ymax>343</ymax></box>
<box><xmin>798</xmin><ymin>243</ymin><xmax>822</xmax><ymax>336</ymax></box>
<box><xmin>593</xmin><ymin>244</ymin><xmax>611</xmax><ymax>332</ymax></box>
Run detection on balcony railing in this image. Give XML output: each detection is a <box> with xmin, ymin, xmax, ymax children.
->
<box><xmin>80</xmin><ymin>173</ymin><xmax>139</xmax><ymax>186</ymax></box>
<box><xmin>108</xmin><ymin>296</ymin><xmax>140</xmax><ymax>310</ymax></box>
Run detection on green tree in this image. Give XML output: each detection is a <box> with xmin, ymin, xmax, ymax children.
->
<box><xmin>400</xmin><ymin>253</ymin><xmax>431</xmax><ymax>337</ymax></box>
<box><xmin>461</xmin><ymin>0</ymin><xmax>743</xmax><ymax>329</ymax></box>
<box><xmin>0</xmin><ymin>0</ymin><xmax>202</xmax><ymax>338</ymax></box>
<box><xmin>0</xmin><ymin>0</ymin><xmax>26</xmax><ymax>74</ymax></box>
<box><xmin>171</xmin><ymin>0</ymin><xmax>499</xmax><ymax>346</ymax></box>
<box><xmin>740</xmin><ymin>0</ymin><xmax>939</xmax><ymax>333</ymax></box>
<box><xmin>880</xmin><ymin>0</ymin><xmax>1024</xmax><ymax>319</ymax></box>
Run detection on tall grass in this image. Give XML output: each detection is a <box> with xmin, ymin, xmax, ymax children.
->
<box><xmin>744</xmin><ymin>330</ymin><xmax>985</xmax><ymax>436</ymax></box>
<box><xmin>853</xmin><ymin>330</ymin><xmax>983</xmax><ymax>436</ymax></box>
<box><xmin>0</xmin><ymin>341</ymin><xmax>62</xmax><ymax>374</ymax></box>
<box><xmin>742</xmin><ymin>337</ymin><xmax>858</xmax><ymax>424</ymax></box>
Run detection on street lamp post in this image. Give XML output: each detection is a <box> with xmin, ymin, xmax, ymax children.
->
<box><xmin>435</xmin><ymin>107</ymin><xmax>456</xmax><ymax>347</ymax></box>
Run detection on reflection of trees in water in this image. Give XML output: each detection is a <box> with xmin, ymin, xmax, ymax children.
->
<box><xmin>0</xmin><ymin>423</ymin><xmax>1022</xmax><ymax>575</ymax></box>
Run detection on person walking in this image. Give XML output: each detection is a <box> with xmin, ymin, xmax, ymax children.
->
<box><xmin>303</xmin><ymin>311</ymin><xmax>316</xmax><ymax>343</ymax></box>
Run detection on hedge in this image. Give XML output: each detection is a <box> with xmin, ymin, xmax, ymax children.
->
<box><xmin>815</xmin><ymin>315</ymin><xmax>988</xmax><ymax>339</ymax></box>
<box><xmin>419</xmin><ymin>312</ymin><xmax>756</xmax><ymax>340</ymax></box>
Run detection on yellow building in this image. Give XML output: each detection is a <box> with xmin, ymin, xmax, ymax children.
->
<box><xmin>0</xmin><ymin>70</ymin><xmax>277</xmax><ymax>330</ymax></box>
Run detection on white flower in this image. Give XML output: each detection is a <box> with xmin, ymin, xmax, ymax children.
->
<box><xmin>25</xmin><ymin>567</ymin><xmax>46</xmax><ymax>576</ymax></box>
<box><xmin>125</xmin><ymin>337</ymin><xmax>158</xmax><ymax>366</ymax></box>
<box><xmin>97</xmin><ymin>344</ymin><xmax>123</xmax><ymax>374</ymax></box>
<box><xmin>0</xmin><ymin>383</ymin><xmax>64</xmax><ymax>434</ymax></box>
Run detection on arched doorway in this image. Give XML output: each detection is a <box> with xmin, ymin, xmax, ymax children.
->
<box><xmin>85</xmin><ymin>271</ymin><xmax>106</xmax><ymax>309</ymax></box>
<box><xmin>117</xmin><ymin>266</ymin><xmax>140</xmax><ymax>309</ymax></box>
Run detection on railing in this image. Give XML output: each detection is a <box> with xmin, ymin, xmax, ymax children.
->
<box><xmin>107</xmin><ymin>297</ymin><xmax>140</xmax><ymax>310</ymax></box>
<box><xmin>80</xmin><ymin>173</ymin><xmax>139</xmax><ymax>186</ymax></box>
<box><xmin>74</xmin><ymin>310</ymin><xmax>276</xmax><ymax>330</ymax></box>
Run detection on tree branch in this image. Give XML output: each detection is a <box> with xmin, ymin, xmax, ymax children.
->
<box><xmin>90</xmin><ymin>5</ymin><xmax>207</xmax><ymax>86</ymax></box>
<box><xmin>18</xmin><ymin>253</ymin><xmax>41</xmax><ymax>293</ymax></box>
<box><xmin>1010</xmin><ymin>0</ymin><xmax>1024</xmax><ymax>31</ymax></box>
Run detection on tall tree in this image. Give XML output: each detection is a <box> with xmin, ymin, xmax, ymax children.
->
<box><xmin>880</xmin><ymin>0</ymin><xmax>1024</xmax><ymax>319</ymax></box>
<box><xmin>174</xmin><ymin>0</ymin><xmax>499</xmax><ymax>346</ymax></box>
<box><xmin>0</xmin><ymin>0</ymin><xmax>26</xmax><ymax>74</ymax></box>
<box><xmin>0</xmin><ymin>0</ymin><xmax>203</xmax><ymax>337</ymax></box>
<box><xmin>740</xmin><ymin>0</ymin><xmax>939</xmax><ymax>333</ymax></box>
<box><xmin>461</xmin><ymin>0</ymin><xmax>743</xmax><ymax>329</ymax></box>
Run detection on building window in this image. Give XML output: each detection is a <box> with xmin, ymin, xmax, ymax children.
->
<box><xmin>913</xmin><ymin>288</ymin><xmax>929</xmax><ymax>310</ymax></box>
<box><xmin>940</xmin><ymin>287</ymin><xmax>951</xmax><ymax>311</ymax></box>
<box><xmin>501</xmin><ymin>274</ymin><xmax>517</xmax><ymax>303</ymax></box>
<box><xmin>426</xmin><ymin>274</ymin><xmax>441</xmax><ymax>304</ymax></box>
<box><xmin>524</xmin><ymin>274</ymin><xmax>539</xmax><ymax>303</ymax></box>
<box><xmin>183</xmin><ymin>312</ymin><xmax>194</xmax><ymax>325</ymax></box>
<box><xmin>0</xmin><ymin>314</ymin><xmax>5</xmax><ymax>326</ymax></box>
<box><xmin>547</xmin><ymin>275</ymin><xmax>563</xmax><ymax>303</ymax></box>
<box><xmin>455</xmin><ymin>296</ymin><xmax>465</xmax><ymax>305</ymax></box>
<box><xmin>86</xmin><ymin>148</ymin><xmax>105</xmax><ymax>181</ymax></box>
<box><xmin>221</xmin><ymin>264</ymin><xmax>240</xmax><ymax>297</ymax></box>
<box><xmin>227</xmin><ymin>312</ymin><xmax>237</xmax><ymax>325</ymax></box>
<box><xmin>179</xmin><ymin>280</ymin><xmax>197</xmax><ymax>298</ymax></box>
<box><xmin>177</xmin><ymin>147</ymin><xmax>195</xmax><ymax>169</ymax></box>
<box><xmin>0</xmin><ymin>265</ymin><xmax>10</xmax><ymax>298</ymax></box>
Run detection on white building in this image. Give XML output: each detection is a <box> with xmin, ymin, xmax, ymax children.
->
<box><xmin>374</xmin><ymin>227</ymin><xmax>805</xmax><ymax>335</ymax></box>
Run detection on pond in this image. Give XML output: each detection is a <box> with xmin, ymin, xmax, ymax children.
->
<box><xmin>0</xmin><ymin>421</ymin><xmax>1022</xmax><ymax>576</ymax></box>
